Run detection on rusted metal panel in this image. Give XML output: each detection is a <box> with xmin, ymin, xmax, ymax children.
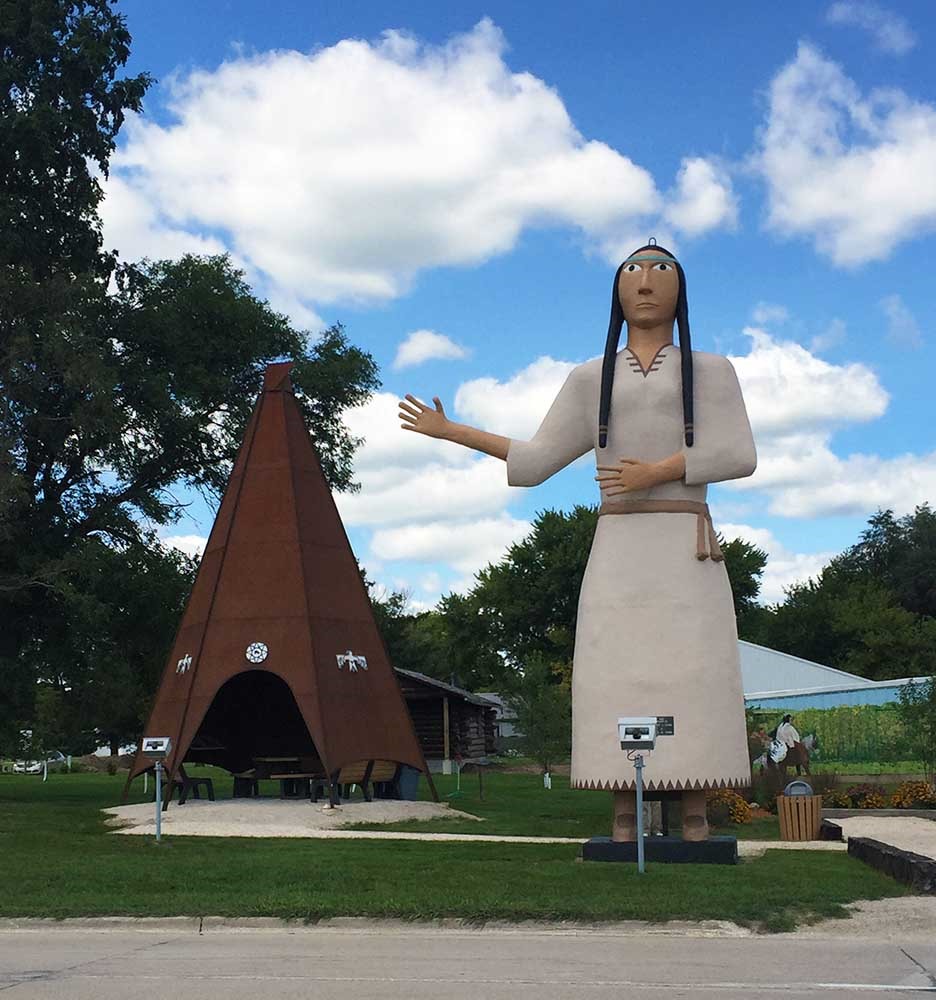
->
<box><xmin>126</xmin><ymin>364</ymin><xmax>432</xmax><ymax>801</ymax></box>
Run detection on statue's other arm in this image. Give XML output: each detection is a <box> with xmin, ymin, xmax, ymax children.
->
<box><xmin>505</xmin><ymin>366</ymin><xmax>593</xmax><ymax>487</ymax></box>
<box><xmin>683</xmin><ymin>356</ymin><xmax>757</xmax><ymax>486</ymax></box>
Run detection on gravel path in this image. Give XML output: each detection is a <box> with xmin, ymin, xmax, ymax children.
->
<box><xmin>104</xmin><ymin>799</ymin><xmax>482</xmax><ymax>838</ymax></box>
<box><xmin>104</xmin><ymin>800</ymin><xmax>849</xmax><ymax>853</ymax></box>
<box><xmin>835</xmin><ymin>815</ymin><xmax>936</xmax><ymax>860</ymax></box>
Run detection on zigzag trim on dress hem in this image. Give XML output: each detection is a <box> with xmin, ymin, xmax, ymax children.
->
<box><xmin>571</xmin><ymin>776</ymin><xmax>751</xmax><ymax>792</ymax></box>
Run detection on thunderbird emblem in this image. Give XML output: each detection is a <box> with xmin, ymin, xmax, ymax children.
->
<box><xmin>337</xmin><ymin>650</ymin><xmax>368</xmax><ymax>673</ymax></box>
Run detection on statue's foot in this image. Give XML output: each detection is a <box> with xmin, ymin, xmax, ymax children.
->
<box><xmin>611</xmin><ymin>790</ymin><xmax>638</xmax><ymax>842</ymax></box>
<box><xmin>611</xmin><ymin>811</ymin><xmax>637</xmax><ymax>842</ymax></box>
<box><xmin>680</xmin><ymin>789</ymin><xmax>709</xmax><ymax>842</ymax></box>
<box><xmin>680</xmin><ymin>813</ymin><xmax>709</xmax><ymax>842</ymax></box>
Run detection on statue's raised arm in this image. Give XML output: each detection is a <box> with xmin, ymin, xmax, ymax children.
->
<box><xmin>398</xmin><ymin>393</ymin><xmax>509</xmax><ymax>461</ymax></box>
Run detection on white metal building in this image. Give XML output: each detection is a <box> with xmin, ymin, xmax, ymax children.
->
<box><xmin>740</xmin><ymin>640</ymin><xmax>926</xmax><ymax>709</ymax></box>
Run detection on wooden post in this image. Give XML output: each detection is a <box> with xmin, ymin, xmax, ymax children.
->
<box><xmin>442</xmin><ymin>696</ymin><xmax>451</xmax><ymax>773</ymax></box>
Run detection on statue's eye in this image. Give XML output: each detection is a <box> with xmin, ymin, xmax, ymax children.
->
<box><xmin>653</xmin><ymin>262</ymin><xmax>673</xmax><ymax>271</ymax></box>
<box><xmin>624</xmin><ymin>262</ymin><xmax>641</xmax><ymax>273</ymax></box>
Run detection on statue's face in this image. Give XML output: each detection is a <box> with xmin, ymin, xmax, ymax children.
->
<box><xmin>617</xmin><ymin>252</ymin><xmax>680</xmax><ymax>328</ymax></box>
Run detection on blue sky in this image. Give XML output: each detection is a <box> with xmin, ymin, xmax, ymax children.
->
<box><xmin>109</xmin><ymin>1</ymin><xmax>936</xmax><ymax>607</ymax></box>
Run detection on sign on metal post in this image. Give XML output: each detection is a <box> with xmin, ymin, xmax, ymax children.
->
<box><xmin>141</xmin><ymin>738</ymin><xmax>172</xmax><ymax>843</ymax></box>
<box><xmin>618</xmin><ymin>715</ymin><xmax>675</xmax><ymax>873</ymax></box>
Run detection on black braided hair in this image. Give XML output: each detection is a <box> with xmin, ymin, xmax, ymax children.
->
<box><xmin>597</xmin><ymin>243</ymin><xmax>694</xmax><ymax>449</ymax></box>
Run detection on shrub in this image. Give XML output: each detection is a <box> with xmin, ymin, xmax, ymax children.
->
<box><xmin>808</xmin><ymin>772</ymin><xmax>838</xmax><ymax>797</ymax></box>
<box><xmin>106</xmin><ymin>759</ymin><xmax>118</xmax><ymax>776</ymax></box>
<box><xmin>896</xmin><ymin>676</ymin><xmax>936</xmax><ymax>782</ymax></box>
<box><xmin>706</xmin><ymin>787</ymin><xmax>752</xmax><ymax>825</ymax></box>
<box><xmin>822</xmin><ymin>789</ymin><xmax>851</xmax><ymax>808</ymax></box>
<box><xmin>747</xmin><ymin>727</ymin><xmax>769</xmax><ymax>764</ymax></box>
<box><xmin>890</xmin><ymin>780</ymin><xmax>936</xmax><ymax>809</ymax></box>
<box><xmin>845</xmin><ymin>783</ymin><xmax>879</xmax><ymax>807</ymax></box>
<box><xmin>748</xmin><ymin>772</ymin><xmax>781</xmax><ymax>814</ymax></box>
<box><xmin>860</xmin><ymin>791</ymin><xmax>887</xmax><ymax>809</ymax></box>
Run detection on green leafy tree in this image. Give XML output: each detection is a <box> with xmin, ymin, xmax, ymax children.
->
<box><xmin>471</xmin><ymin>506</ymin><xmax>597</xmax><ymax>668</ymax></box>
<box><xmin>720</xmin><ymin>535</ymin><xmax>769</xmax><ymax>639</ymax></box>
<box><xmin>896</xmin><ymin>676</ymin><xmax>936</xmax><ymax>783</ymax></box>
<box><xmin>1</xmin><ymin>3</ymin><xmax>380</xmax><ymax>741</ymax></box>
<box><xmin>1</xmin><ymin>0</ymin><xmax>151</xmax><ymax>279</ymax></box>
<box><xmin>364</xmin><ymin>573</ymin><xmax>506</xmax><ymax>691</ymax></box>
<box><xmin>835</xmin><ymin>506</ymin><xmax>936</xmax><ymax>619</ymax></box>
<box><xmin>507</xmin><ymin>656</ymin><xmax>572</xmax><ymax>775</ymax></box>
<box><xmin>21</xmin><ymin>536</ymin><xmax>196</xmax><ymax>754</ymax></box>
<box><xmin>761</xmin><ymin>571</ymin><xmax>936</xmax><ymax>681</ymax></box>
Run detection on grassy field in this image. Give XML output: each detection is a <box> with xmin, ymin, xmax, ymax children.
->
<box><xmin>810</xmin><ymin>761</ymin><xmax>926</xmax><ymax>775</ymax></box>
<box><xmin>0</xmin><ymin>771</ymin><xmax>908</xmax><ymax>930</ymax></box>
<box><xmin>344</xmin><ymin>768</ymin><xmax>784</xmax><ymax>840</ymax></box>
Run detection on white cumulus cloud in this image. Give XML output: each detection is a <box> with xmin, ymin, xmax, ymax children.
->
<box><xmin>103</xmin><ymin>20</ymin><xmax>736</xmax><ymax>314</ymax></box>
<box><xmin>880</xmin><ymin>294</ymin><xmax>923</xmax><ymax>348</ymax></box>
<box><xmin>731</xmin><ymin>327</ymin><xmax>888</xmax><ymax>438</ymax></box>
<box><xmin>751</xmin><ymin>302</ymin><xmax>790</xmax><ymax>326</ymax></box>
<box><xmin>718</xmin><ymin>522</ymin><xmax>835</xmax><ymax>604</ymax></box>
<box><xmin>159</xmin><ymin>533</ymin><xmax>208</xmax><ymax>559</ymax></box>
<box><xmin>371</xmin><ymin>515</ymin><xmax>531</xmax><ymax>574</ymax></box>
<box><xmin>826</xmin><ymin>2</ymin><xmax>916</xmax><ymax>55</ymax></box>
<box><xmin>754</xmin><ymin>43</ymin><xmax>936</xmax><ymax>265</ymax></box>
<box><xmin>454</xmin><ymin>355</ymin><xmax>583</xmax><ymax>439</ymax></box>
<box><xmin>393</xmin><ymin>330</ymin><xmax>469</xmax><ymax>370</ymax></box>
<box><xmin>336</xmin><ymin>392</ymin><xmax>510</xmax><ymax>527</ymax></box>
<box><xmin>726</xmin><ymin>330</ymin><xmax>936</xmax><ymax>518</ymax></box>
<box><xmin>663</xmin><ymin>157</ymin><xmax>738</xmax><ymax>237</ymax></box>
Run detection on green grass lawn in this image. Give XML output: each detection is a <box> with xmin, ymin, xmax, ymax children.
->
<box><xmin>810</xmin><ymin>761</ymin><xmax>926</xmax><ymax>775</ymax></box>
<box><xmin>0</xmin><ymin>771</ymin><xmax>908</xmax><ymax>930</ymax></box>
<box><xmin>345</xmin><ymin>769</ymin><xmax>785</xmax><ymax>840</ymax></box>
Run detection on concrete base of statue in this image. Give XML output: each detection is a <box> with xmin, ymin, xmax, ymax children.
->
<box><xmin>582</xmin><ymin>835</ymin><xmax>738</xmax><ymax>865</ymax></box>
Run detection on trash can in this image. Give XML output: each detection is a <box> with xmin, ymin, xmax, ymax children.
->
<box><xmin>397</xmin><ymin>765</ymin><xmax>420</xmax><ymax>801</ymax></box>
<box><xmin>777</xmin><ymin>781</ymin><xmax>822</xmax><ymax>841</ymax></box>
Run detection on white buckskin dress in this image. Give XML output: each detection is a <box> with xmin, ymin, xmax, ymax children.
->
<box><xmin>506</xmin><ymin>346</ymin><xmax>756</xmax><ymax>792</ymax></box>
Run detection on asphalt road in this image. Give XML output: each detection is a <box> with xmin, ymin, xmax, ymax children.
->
<box><xmin>1</xmin><ymin>922</ymin><xmax>935</xmax><ymax>999</ymax></box>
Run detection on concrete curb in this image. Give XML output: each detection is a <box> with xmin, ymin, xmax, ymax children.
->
<box><xmin>0</xmin><ymin>916</ymin><xmax>757</xmax><ymax>937</ymax></box>
<box><xmin>848</xmin><ymin>836</ymin><xmax>936</xmax><ymax>893</ymax></box>
<box><xmin>825</xmin><ymin>808</ymin><xmax>936</xmax><ymax>820</ymax></box>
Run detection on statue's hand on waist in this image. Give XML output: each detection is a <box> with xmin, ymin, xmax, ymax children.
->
<box><xmin>595</xmin><ymin>452</ymin><xmax>686</xmax><ymax>496</ymax></box>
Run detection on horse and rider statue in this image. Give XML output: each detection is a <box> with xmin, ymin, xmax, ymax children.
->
<box><xmin>754</xmin><ymin>714</ymin><xmax>814</xmax><ymax>777</ymax></box>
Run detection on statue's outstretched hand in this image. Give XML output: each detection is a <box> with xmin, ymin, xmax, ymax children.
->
<box><xmin>596</xmin><ymin>457</ymin><xmax>671</xmax><ymax>495</ymax></box>
<box><xmin>399</xmin><ymin>394</ymin><xmax>451</xmax><ymax>440</ymax></box>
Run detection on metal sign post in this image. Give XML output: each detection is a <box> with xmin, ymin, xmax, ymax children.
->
<box><xmin>154</xmin><ymin>761</ymin><xmax>163</xmax><ymax>842</ymax></box>
<box><xmin>141</xmin><ymin>737</ymin><xmax>172</xmax><ymax>844</ymax></box>
<box><xmin>633</xmin><ymin>752</ymin><xmax>646</xmax><ymax>874</ymax></box>
<box><xmin>618</xmin><ymin>716</ymin><xmax>675</xmax><ymax>874</ymax></box>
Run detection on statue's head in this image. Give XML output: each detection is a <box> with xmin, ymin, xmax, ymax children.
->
<box><xmin>599</xmin><ymin>241</ymin><xmax>694</xmax><ymax>449</ymax></box>
<box><xmin>616</xmin><ymin>246</ymin><xmax>681</xmax><ymax>328</ymax></box>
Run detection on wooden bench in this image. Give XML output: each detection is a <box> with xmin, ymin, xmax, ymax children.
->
<box><xmin>336</xmin><ymin>760</ymin><xmax>400</xmax><ymax>802</ymax></box>
<box><xmin>162</xmin><ymin>765</ymin><xmax>214</xmax><ymax>805</ymax></box>
<box><xmin>232</xmin><ymin>771</ymin><xmax>260</xmax><ymax>797</ymax></box>
<box><xmin>270</xmin><ymin>757</ymin><xmax>327</xmax><ymax>801</ymax></box>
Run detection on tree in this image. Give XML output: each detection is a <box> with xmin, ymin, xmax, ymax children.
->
<box><xmin>1</xmin><ymin>0</ymin><xmax>151</xmax><ymax>279</ymax></box>
<box><xmin>1</xmin><ymin>4</ymin><xmax>381</xmax><ymax>735</ymax></box>
<box><xmin>364</xmin><ymin>573</ymin><xmax>506</xmax><ymax>691</ymax></box>
<box><xmin>20</xmin><ymin>535</ymin><xmax>196</xmax><ymax>754</ymax></box>
<box><xmin>471</xmin><ymin>506</ymin><xmax>598</xmax><ymax>668</ymax></box>
<box><xmin>507</xmin><ymin>656</ymin><xmax>571</xmax><ymax>775</ymax></box>
<box><xmin>835</xmin><ymin>506</ymin><xmax>936</xmax><ymax>620</ymax></box>
<box><xmin>896</xmin><ymin>676</ymin><xmax>936</xmax><ymax>783</ymax></box>
<box><xmin>720</xmin><ymin>535</ymin><xmax>769</xmax><ymax>639</ymax></box>
<box><xmin>758</xmin><ymin>570</ymin><xmax>936</xmax><ymax>681</ymax></box>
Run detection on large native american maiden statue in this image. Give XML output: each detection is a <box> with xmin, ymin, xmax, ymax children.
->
<box><xmin>400</xmin><ymin>242</ymin><xmax>756</xmax><ymax>842</ymax></box>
